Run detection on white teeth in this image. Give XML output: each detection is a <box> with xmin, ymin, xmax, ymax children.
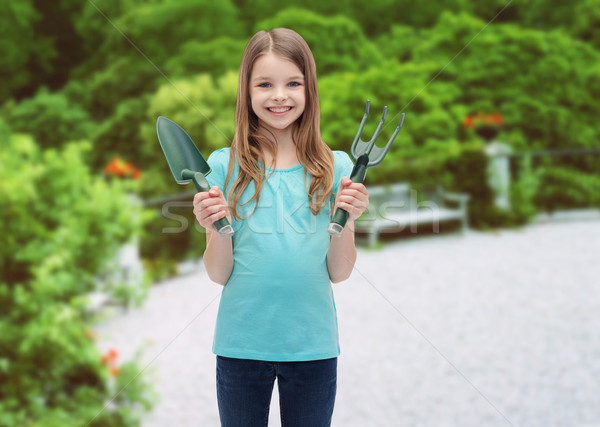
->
<box><xmin>268</xmin><ymin>107</ymin><xmax>292</xmax><ymax>113</ymax></box>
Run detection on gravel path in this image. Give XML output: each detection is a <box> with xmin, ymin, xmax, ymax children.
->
<box><xmin>94</xmin><ymin>218</ymin><xmax>600</xmax><ymax>426</ymax></box>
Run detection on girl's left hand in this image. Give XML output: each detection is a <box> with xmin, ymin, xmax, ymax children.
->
<box><xmin>334</xmin><ymin>177</ymin><xmax>369</xmax><ymax>223</ymax></box>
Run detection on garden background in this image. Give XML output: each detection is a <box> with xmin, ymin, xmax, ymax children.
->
<box><xmin>1</xmin><ymin>0</ymin><xmax>599</xmax><ymax>425</ymax></box>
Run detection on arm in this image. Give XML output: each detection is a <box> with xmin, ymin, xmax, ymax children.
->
<box><xmin>193</xmin><ymin>187</ymin><xmax>234</xmax><ymax>285</ymax></box>
<box><xmin>327</xmin><ymin>177</ymin><xmax>369</xmax><ymax>283</ymax></box>
<box><xmin>327</xmin><ymin>220</ymin><xmax>357</xmax><ymax>283</ymax></box>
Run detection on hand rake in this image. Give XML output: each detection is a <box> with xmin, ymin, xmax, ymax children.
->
<box><xmin>328</xmin><ymin>100</ymin><xmax>405</xmax><ymax>236</ymax></box>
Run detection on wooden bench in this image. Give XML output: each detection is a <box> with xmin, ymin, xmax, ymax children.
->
<box><xmin>354</xmin><ymin>184</ymin><xmax>470</xmax><ymax>246</ymax></box>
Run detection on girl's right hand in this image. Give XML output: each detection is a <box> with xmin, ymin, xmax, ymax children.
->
<box><xmin>193</xmin><ymin>186</ymin><xmax>232</xmax><ymax>231</ymax></box>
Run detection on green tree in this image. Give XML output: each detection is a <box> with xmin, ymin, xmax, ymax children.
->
<box><xmin>69</xmin><ymin>0</ymin><xmax>243</xmax><ymax>123</ymax></box>
<box><xmin>92</xmin><ymin>96</ymin><xmax>151</xmax><ymax>172</ymax></box>
<box><xmin>255</xmin><ymin>8</ymin><xmax>384</xmax><ymax>75</ymax></box>
<box><xmin>375</xmin><ymin>25</ymin><xmax>420</xmax><ymax>62</ymax></box>
<box><xmin>74</xmin><ymin>0</ymin><xmax>165</xmax><ymax>55</ymax></box>
<box><xmin>572</xmin><ymin>0</ymin><xmax>600</xmax><ymax>49</ymax></box>
<box><xmin>2</xmin><ymin>88</ymin><xmax>95</xmax><ymax>150</ymax></box>
<box><xmin>93</xmin><ymin>0</ymin><xmax>242</xmax><ymax>67</ymax></box>
<box><xmin>0</xmin><ymin>2</ymin><xmax>54</xmax><ymax>102</ymax></box>
<box><xmin>75</xmin><ymin>57</ymin><xmax>161</xmax><ymax>122</ymax></box>
<box><xmin>508</xmin><ymin>0</ymin><xmax>577</xmax><ymax>30</ymax></box>
<box><xmin>409</xmin><ymin>12</ymin><xmax>600</xmax><ymax>158</ymax></box>
<box><xmin>164</xmin><ymin>37</ymin><xmax>247</xmax><ymax>79</ymax></box>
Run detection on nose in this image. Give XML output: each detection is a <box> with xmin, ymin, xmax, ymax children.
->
<box><xmin>272</xmin><ymin>86</ymin><xmax>288</xmax><ymax>102</ymax></box>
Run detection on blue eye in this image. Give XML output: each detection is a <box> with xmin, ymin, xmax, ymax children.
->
<box><xmin>258</xmin><ymin>83</ymin><xmax>270</xmax><ymax>88</ymax></box>
<box><xmin>289</xmin><ymin>82</ymin><xmax>300</xmax><ymax>87</ymax></box>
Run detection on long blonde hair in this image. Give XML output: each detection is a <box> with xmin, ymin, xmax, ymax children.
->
<box><xmin>225</xmin><ymin>28</ymin><xmax>334</xmax><ymax>220</ymax></box>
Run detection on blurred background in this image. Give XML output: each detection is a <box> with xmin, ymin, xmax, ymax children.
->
<box><xmin>1</xmin><ymin>0</ymin><xmax>599</xmax><ymax>426</ymax></box>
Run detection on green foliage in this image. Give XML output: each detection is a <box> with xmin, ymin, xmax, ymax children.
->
<box><xmin>164</xmin><ymin>37</ymin><xmax>247</xmax><ymax>79</ymax></box>
<box><xmin>572</xmin><ymin>0</ymin><xmax>600</xmax><ymax>49</ymax></box>
<box><xmin>0</xmin><ymin>294</ymin><xmax>154</xmax><ymax>426</ymax></box>
<box><xmin>29</xmin><ymin>1</ymin><xmax>87</xmax><ymax>91</ymax></box>
<box><xmin>74</xmin><ymin>0</ymin><xmax>161</xmax><ymax>55</ymax></box>
<box><xmin>513</xmin><ymin>0</ymin><xmax>577</xmax><ymax>30</ymax></box>
<box><xmin>0</xmin><ymin>135</ymin><xmax>154</xmax><ymax>425</ymax></box>
<box><xmin>358</xmin><ymin>0</ymin><xmax>471</xmax><ymax>31</ymax></box>
<box><xmin>0</xmin><ymin>136</ymin><xmax>141</xmax><ymax>293</ymax></box>
<box><xmin>375</xmin><ymin>25</ymin><xmax>420</xmax><ymax>61</ymax></box>
<box><xmin>69</xmin><ymin>0</ymin><xmax>242</xmax><ymax>125</ymax></box>
<box><xmin>0</xmin><ymin>1</ymin><xmax>54</xmax><ymax>102</ymax></box>
<box><xmin>256</xmin><ymin>9</ymin><xmax>384</xmax><ymax>75</ymax></box>
<box><xmin>99</xmin><ymin>0</ymin><xmax>242</xmax><ymax>66</ymax></box>
<box><xmin>412</xmin><ymin>12</ymin><xmax>600</xmax><ymax>153</ymax></box>
<box><xmin>1</xmin><ymin>88</ymin><xmax>95</xmax><ymax>150</ymax></box>
<box><xmin>319</xmin><ymin>59</ymin><xmax>443</xmax><ymax>154</ymax></box>
<box><xmin>71</xmin><ymin>57</ymin><xmax>160</xmax><ymax>122</ymax></box>
<box><xmin>142</xmin><ymin>71</ymin><xmax>237</xmax><ymax>188</ymax></box>
<box><xmin>92</xmin><ymin>96</ymin><xmax>152</xmax><ymax>171</ymax></box>
<box><xmin>533</xmin><ymin>166</ymin><xmax>600</xmax><ymax>212</ymax></box>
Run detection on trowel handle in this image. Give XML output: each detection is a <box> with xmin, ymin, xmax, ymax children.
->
<box><xmin>328</xmin><ymin>155</ymin><xmax>368</xmax><ymax>237</ymax></box>
<box><xmin>183</xmin><ymin>170</ymin><xmax>234</xmax><ymax>238</ymax></box>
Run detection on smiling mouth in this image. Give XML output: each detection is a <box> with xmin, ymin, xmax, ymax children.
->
<box><xmin>267</xmin><ymin>107</ymin><xmax>292</xmax><ymax>113</ymax></box>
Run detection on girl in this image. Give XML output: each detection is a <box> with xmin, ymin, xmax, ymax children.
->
<box><xmin>193</xmin><ymin>28</ymin><xmax>368</xmax><ymax>427</ymax></box>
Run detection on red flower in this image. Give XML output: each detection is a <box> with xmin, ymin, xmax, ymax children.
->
<box><xmin>463</xmin><ymin>115</ymin><xmax>475</xmax><ymax>128</ymax></box>
<box><xmin>463</xmin><ymin>112</ymin><xmax>504</xmax><ymax>129</ymax></box>
<box><xmin>101</xmin><ymin>348</ymin><xmax>119</xmax><ymax>375</ymax></box>
<box><xmin>104</xmin><ymin>157</ymin><xmax>141</xmax><ymax>180</ymax></box>
<box><xmin>488</xmin><ymin>113</ymin><xmax>503</xmax><ymax>126</ymax></box>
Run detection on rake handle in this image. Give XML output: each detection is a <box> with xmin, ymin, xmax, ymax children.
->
<box><xmin>328</xmin><ymin>155</ymin><xmax>369</xmax><ymax>237</ymax></box>
<box><xmin>182</xmin><ymin>169</ymin><xmax>234</xmax><ymax>238</ymax></box>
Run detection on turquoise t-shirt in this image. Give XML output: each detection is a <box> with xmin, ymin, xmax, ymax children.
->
<box><xmin>205</xmin><ymin>148</ymin><xmax>354</xmax><ymax>361</ymax></box>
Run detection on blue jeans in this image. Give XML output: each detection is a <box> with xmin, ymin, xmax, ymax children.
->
<box><xmin>216</xmin><ymin>356</ymin><xmax>337</xmax><ymax>427</ymax></box>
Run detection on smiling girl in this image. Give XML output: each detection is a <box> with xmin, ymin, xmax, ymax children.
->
<box><xmin>193</xmin><ymin>28</ymin><xmax>369</xmax><ymax>427</ymax></box>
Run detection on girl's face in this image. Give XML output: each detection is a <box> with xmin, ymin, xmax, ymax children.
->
<box><xmin>249</xmin><ymin>52</ymin><xmax>306</xmax><ymax>138</ymax></box>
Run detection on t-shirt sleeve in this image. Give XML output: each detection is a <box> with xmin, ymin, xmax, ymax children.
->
<box><xmin>332</xmin><ymin>150</ymin><xmax>354</xmax><ymax>195</ymax></box>
<box><xmin>205</xmin><ymin>148</ymin><xmax>230</xmax><ymax>191</ymax></box>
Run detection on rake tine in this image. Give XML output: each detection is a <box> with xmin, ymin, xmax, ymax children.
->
<box><xmin>387</xmin><ymin>113</ymin><xmax>405</xmax><ymax>146</ymax></box>
<box><xmin>367</xmin><ymin>113</ymin><xmax>405</xmax><ymax>167</ymax></box>
<box><xmin>351</xmin><ymin>100</ymin><xmax>371</xmax><ymax>159</ymax></box>
<box><xmin>366</xmin><ymin>105</ymin><xmax>388</xmax><ymax>150</ymax></box>
<box><xmin>352</xmin><ymin>100</ymin><xmax>370</xmax><ymax>144</ymax></box>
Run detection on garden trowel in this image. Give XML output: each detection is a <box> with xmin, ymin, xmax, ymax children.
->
<box><xmin>156</xmin><ymin>116</ymin><xmax>233</xmax><ymax>237</ymax></box>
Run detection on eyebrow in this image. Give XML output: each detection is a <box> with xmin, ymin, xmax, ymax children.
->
<box><xmin>252</xmin><ymin>75</ymin><xmax>305</xmax><ymax>82</ymax></box>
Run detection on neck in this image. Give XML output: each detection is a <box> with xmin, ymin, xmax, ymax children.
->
<box><xmin>257</xmin><ymin>126</ymin><xmax>298</xmax><ymax>168</ymax></box>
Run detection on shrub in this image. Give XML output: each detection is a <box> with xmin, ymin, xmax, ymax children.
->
<box><xmin>0</xmin><ymin>135</ymin><xmax>155</xmax><ymax>425</ymax></box>
<box><xmin>533</xmin><ymin>165</ymin><xmax>600</xmax><ymax>212</ymax></box>
<box><xmin>1</xmin><ymin>88</ymin><xmax>95</xmax><ymax>150</ymax></box>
